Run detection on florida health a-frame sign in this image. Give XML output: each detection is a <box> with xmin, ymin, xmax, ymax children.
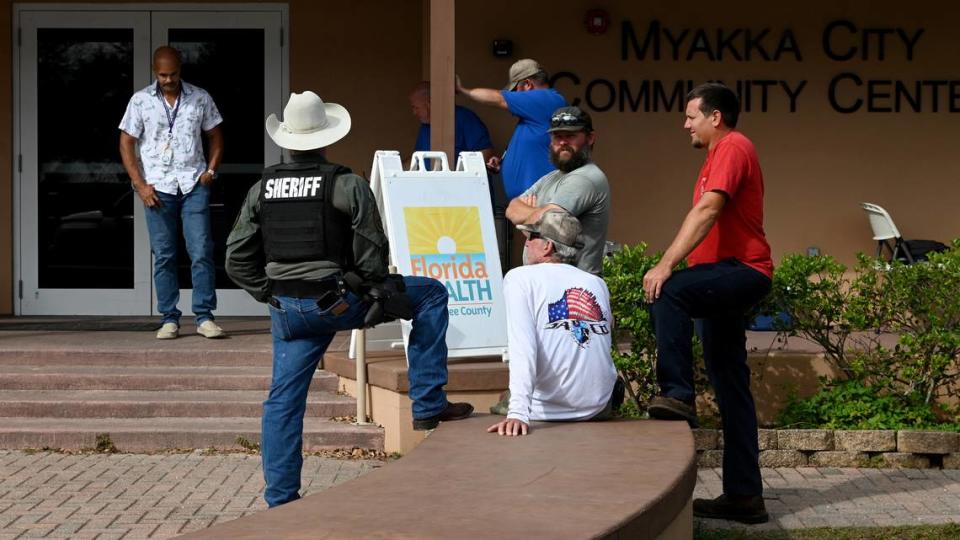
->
<box><xmin>350</xmin><ymin>150</ymin><xmax>508</xmax><ymax>360</ymax></box>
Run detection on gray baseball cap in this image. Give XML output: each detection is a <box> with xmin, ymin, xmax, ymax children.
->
<box><xmin>504</xmin><ymin>58</ymin><xmax>543</xmax><ymax>91</ymax></box>
<box><xmin>517</xmin><ymin>209</ymin><xmax>584</xmax><ymax>249</ymax></box>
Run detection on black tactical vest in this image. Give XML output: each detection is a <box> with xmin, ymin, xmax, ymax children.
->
<box><xmin>258</xmin><ymin>161</ymin><xmax>354</xmax><ymax>267</ymax></box>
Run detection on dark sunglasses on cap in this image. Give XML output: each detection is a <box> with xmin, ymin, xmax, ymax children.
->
<box><xmin>550</xmin><ymin>112</ymin><xmax>583</xmax><ymax>129</ymax></box>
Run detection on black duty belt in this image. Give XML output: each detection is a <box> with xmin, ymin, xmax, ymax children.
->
<box><xmin>270</xmin><ymin>277</ymin><xmax>341</xmax><ymax>298</ymax></box>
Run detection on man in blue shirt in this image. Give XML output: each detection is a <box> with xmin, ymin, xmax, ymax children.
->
<box><xmin>457</xmin><ymin>59</ymin><xmax>567</xmax><ymax>199</ymax></box>
<box><xmin>409</xmin><ymin>81</ymin><xmax>493</xmax><ymax>165</ymax></box>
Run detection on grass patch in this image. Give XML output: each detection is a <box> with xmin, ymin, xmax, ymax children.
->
<box><xmin>694</xmin><ymin>523</ymin><xmax>960</xmax><ymax>540</ymax></box>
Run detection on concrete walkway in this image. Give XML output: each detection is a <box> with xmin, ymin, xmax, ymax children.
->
<box><xmin>0</xmin><ymin>451</ymin><xmax>958</xmax><ymax>538</ymax></box>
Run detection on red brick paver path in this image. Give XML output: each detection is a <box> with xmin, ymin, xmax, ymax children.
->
<box><xmin>695</xmin><ymin>467</ymin><xmax>960</xmax><ymax>530</ymax></box>
<box><xmin>1</xmin><ymin>452</ymin><xmax>958</xmax><ymax>538</ymax></box>
<box><xmin>0</xmin><ymin>451</ymin><xmax>382</xmax><ymax>539</ymax></box>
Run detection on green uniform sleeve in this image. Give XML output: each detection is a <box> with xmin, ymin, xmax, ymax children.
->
<box><xmin>333</xmin><ymin>174</ymin><xmax>390</xmax><ymax>283</ymax></box>
<box><xmin>225</xmin><ymin>181</ymin><xmax>270</xmax><ymax>302</ymax></box>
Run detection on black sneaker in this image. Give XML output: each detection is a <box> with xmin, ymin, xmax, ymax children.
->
<box><xmin>647</xmin><ymin>396</ymin><xmax>699</xmax><ymax>428</ymax></box>
<box><xmin>412</xmin><ymin>401</ymin><xmax>474</xmax><ymax>431</ymax></box>
<box><xmin>693</xmin><ymin>494</ymin><xmax>769</xmax><ymax>524</ymax></box>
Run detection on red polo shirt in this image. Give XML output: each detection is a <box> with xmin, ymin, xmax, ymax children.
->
<box><xmin>687</xmin><ymin>131</ymin><xmax>773</xmax><ymax>278</ymax></box>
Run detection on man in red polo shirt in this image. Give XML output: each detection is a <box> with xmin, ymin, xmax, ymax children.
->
<box><xmin>642</xmin><ymin>82</ymin><xmax>773</xmax><ymax>524</ymax></box>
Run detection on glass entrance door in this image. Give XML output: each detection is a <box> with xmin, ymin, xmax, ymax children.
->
<box><xmin>17</xmin><ymin>11</ymin><xmax>152</xmax><ymax>315</ymax></box>
<box><xmin>16</xmin><ymin>7</ymin><xmax>285</xmax><ymax>316</ymax></box>
<box><xmin>152</xmin><ymin>12</ymin><xmax>283</xmax><ymax>316</ymax></box>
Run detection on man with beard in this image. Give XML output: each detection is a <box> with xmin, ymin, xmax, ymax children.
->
<box><xmin>505</xmin><ymin>106</ymin><xmax>609</xmax><ymax>275</ymax></box>
<box><xmin>488</xmin><ymin>210</ymin><xmax>618</xmax><ymax>437</ymax></box>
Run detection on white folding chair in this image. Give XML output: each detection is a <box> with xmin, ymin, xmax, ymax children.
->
<box><xmin>859</xmin><ymin>202</ymin><xmax>911</xmax><ymax>262</ymax></box>
<box><xmin>859</xmin><ymin>202</ymin><xmax>950</xmax><ymax>264</ymax></box>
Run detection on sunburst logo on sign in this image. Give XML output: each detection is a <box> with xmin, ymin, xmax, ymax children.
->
<box><xmin>406</xmin><ymin>206</ymin><xmax>492</xmax><ymax>305</ymax></box>
<box><xmin>405</xmin><ymin>206</ymin><xmax>484</xmax><ymax>255</ymax></box>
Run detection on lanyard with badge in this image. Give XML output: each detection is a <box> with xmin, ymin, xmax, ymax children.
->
<box><xmin>157</xmin><ymin>82</ymin><xmax>181</xmax><ymax>166</ymax></box>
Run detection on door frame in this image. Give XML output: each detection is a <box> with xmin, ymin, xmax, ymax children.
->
<box><xmin>13</xmin><ymin>3</ymin><xmax>289</xmax><ymax>316</ymax></box>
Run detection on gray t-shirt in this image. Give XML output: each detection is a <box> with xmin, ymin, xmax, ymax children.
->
<box><xmin>524</xmin><ymin>162</ymin><xmax>610</xmax><ymax>275</ymax></box>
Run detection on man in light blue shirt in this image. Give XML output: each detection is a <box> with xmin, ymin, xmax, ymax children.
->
<box><xmin>119</xmin><ymin>46</ymin><xmax>225</xmax><ymax>340</ymax></box>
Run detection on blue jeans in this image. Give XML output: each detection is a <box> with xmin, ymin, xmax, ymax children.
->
<box><xmin>262</xmin><ymin>275</ymin><xmax>449</xmax><ymax>507</ymax></box>
<box><xmin>143</xmin><ymin>184</ymin><xmax>217</xmax><ymax>324</ymax></box>
<box><xmin>651</xmin><ymin>259</ymin><xmax>771</xmax><ymax>497</ymax></box>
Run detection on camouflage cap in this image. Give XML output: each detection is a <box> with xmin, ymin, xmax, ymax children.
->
<box><xmin>517</xmin><ymin>209</ymin><xmax>584</xmax><ymax>249</ymax></box>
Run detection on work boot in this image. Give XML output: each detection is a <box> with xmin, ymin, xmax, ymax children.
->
<box><xmin>647</xmin><ymin>395</ymin><xmax>699</xmax><ymax>428</ymax></box>
<box><xmin>693</xmin><ymin>494</ymin><xmax>769</xmax><ymax>524</ymax></box>
<box><xmin>412</xmin><ymin>401</ymin><xmax>475</xmax><ymax>431</ymax></box>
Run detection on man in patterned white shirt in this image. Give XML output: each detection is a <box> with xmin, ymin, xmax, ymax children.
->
<box><xmin>119</xmin><ymin>46</ymin><xmax>226</xmax><ymax>339</ymax></box>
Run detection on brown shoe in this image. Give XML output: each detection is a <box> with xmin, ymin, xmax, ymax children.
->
<box><xmin>647</xmin><ymin>396</ymin><xmax>699</xmax><ymax>428</ymax></box>
<box><xmin>412</xmin><ymin>401</ymin><xmax>474</xmax><ymax>431</ymax></box>
<box><xmin>693</xmin><ymin>494</ymin><xmax>769</xmax><ymax>524</ymax></box>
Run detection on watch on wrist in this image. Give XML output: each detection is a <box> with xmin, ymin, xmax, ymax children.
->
<box><xmin>205</xmin><ymin>169</ymin><xmax>218</xmax><ymax>179</ymax></box>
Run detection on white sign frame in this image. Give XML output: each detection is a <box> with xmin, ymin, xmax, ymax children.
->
<box><xmin>349</xmin><ymin>150</ymin><xmax>508</xmax><ymax>360</ymax></box>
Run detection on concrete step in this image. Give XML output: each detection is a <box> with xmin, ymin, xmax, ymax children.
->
<box><xmin>0</xmin><ymin>348</ymin><xmax>273</xmax><ymax>367</ymax></box>
<box><xmin>0</xmin><ymin>417</ymin><xmax>383</xmax><ymax>452</ymax></box>
<box><xmin>0</xmin><ymin>390</ymin><xmax>356</xmax><ymax>418</ymax></box>
<box><xmin>0</xmin><ymin>366</ymin><xmax>339</xmax><ymax>392</ymax></box>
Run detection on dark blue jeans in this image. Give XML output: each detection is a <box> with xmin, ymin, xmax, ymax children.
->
<box><xmin>652</xmin><ymin>259</ymin><xmax>771</xmax><ymax>497</ymax></box>
<box><xmin>143</xmin><ymin>184</ymin><xmax>216</xmax><ymax>324</ymax></box>
<box><xmin>262</xmin><ymin>275</ymin><xmax>450</xmax><ymax>507</ymax></box>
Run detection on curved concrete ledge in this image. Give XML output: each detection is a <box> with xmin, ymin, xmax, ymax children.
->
<box><xmin>184</xmin><ymin>415</ymin><xmax>696</xmax><ymax>539</ymax></box>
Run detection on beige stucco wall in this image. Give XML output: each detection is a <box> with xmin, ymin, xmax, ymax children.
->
<box><xmin>3</xmin><ymin>1</ymin><xmax>959</xmax><ymax>313</ymax></box>
<box><xmin>454</xmin><ymin>0</ymin><xmax>960</xmax><ymax>267</ymax></box>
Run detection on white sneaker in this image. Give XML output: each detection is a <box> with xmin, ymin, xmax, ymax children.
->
<box><xmin>197</xmin><ymin>320</ymin><xmax>226</xmax><ymax>339</ymax></box>
<box><xmin>156</xmin><ymin>322</ymin><xmax>179</xmax><ymax>340</ymax></box>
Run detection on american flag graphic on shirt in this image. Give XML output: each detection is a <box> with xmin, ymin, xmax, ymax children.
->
<box><xmin>548</xmin><ymin>288</ymin><xmax>605</xmax><ymax>323</ymax></box>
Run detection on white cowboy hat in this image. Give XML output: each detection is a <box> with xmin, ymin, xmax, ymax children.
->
<box><xmin>265</xmin><ymin>91</ymin><xmax>351</xmax><ymax>151</ymax></box>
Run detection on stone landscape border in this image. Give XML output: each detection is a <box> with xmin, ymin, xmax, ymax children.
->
<box><xmin>694</xmin><ymin>429</ymin><xmax>960</xmax><ymax>469</ymax></box>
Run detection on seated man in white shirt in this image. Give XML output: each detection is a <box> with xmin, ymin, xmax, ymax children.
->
<box><xmin>488</xmin><ymin>209</ymin><xmax>620</xmax><ymax>436</ymax></box>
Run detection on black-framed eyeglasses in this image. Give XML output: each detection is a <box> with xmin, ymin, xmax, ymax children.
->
<box><xmin>524</xmin><ymin>231</ymin><xmax>543</xmax><ymax>241</ymax></box>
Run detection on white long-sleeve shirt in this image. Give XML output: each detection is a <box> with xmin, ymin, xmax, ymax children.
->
<box><xmin>503</xmin><ymin>263</ymin><xmax>617</xmax><ymax>424</ymax></box>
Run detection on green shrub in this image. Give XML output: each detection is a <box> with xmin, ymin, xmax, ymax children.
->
<box><xmin>768</xmin><ymin>240</ymin><xmax>960</xmax><ymax>429</ymax></box>
<box><xmin>603</xmin><ymin>240</ymin><xmax>960</xmax><ymax>429</ymax></box>
<box><xmin>759</xmin><ymin>254</ymin><xmax>858</xmax><ymax>376</ymax></box>
<box><xmin>603</xmin><ymin>243</ymin><xmax>660</xmax><ymax>411</ymax></box>
<box><xmin>603</xmin><ymin>244</ymin><xmax>711</xmax><ymax>415</ymax></box>
<box><xmin>777</xmin><ymin>379</ymin><xmax>958</xmax><ymax>431</ymax></box>
<box><xmin>848</xmin><ymin>244</ymin><xmax>960</xmax><ymax>405</ymax></box>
